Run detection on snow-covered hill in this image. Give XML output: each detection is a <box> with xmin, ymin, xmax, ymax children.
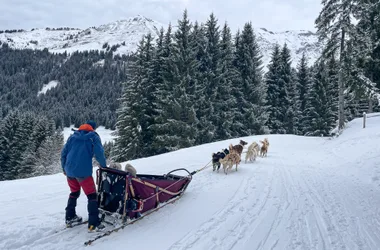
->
<box><xmin>1</xmin><ymin>113</ymin><xmax>380</xmax><ymax>250</ymax></box>
<box><xmin>256</xmin><ymin>28</ymin><xmax>322</xmax><ymax>69</ymax></box>
<box><xmin>0</xmin><ymin>15</ymin><xmax>322</xmax><ymax>69</ymax></box>
<box><xmin>0</xmin><ymin>15</ymin><xmax>163</xmax><ymax>56</ymax></box>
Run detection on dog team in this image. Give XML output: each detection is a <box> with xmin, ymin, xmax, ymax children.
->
<box><xmin>212</xmin><ymin>138</ymin><xmax>270</xmax><ymax>175</ymax></box>
<box><xmin>107</xmin><ymin>138</ymin><xmax>270</xmax><ymax>176</ymax></box>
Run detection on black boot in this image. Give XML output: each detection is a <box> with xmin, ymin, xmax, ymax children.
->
<box><xmin>87</xmin><ymin>193</ymin><xmax>105</xmax><ymax>232</ymax></box>
<box><xmin>65</xmin><ymin>191</ymin><xmax>80</xmax><ymax>220</ymax></box>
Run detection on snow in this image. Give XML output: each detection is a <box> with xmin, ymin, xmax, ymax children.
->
<box><xmin>2</xmin><ymin>114</ymin><xmax>380</xmax><ymax>249</ymax></box>
<box><xmin>37</xmin><ymin>80</ymin><xmax>59</xmax><ymax>96</ymax></box>
<box><xmin>255</xmin><ymin>28</ymin><xmax>322</xmax><ymax>69</ymax></box>
<box><xmin>0</xmin><ymin>16</ymin><xmax>322</xmax><ymax>70</ymax></box>
<box><xmin>63</xmin><ymin>125</ymin><xmax>115</xmax><ymax>144</ymax></box>
<box><xmin>0</xmin><ymin>15</ymin><xmax>164</xmax><ymax>56</ymax></box>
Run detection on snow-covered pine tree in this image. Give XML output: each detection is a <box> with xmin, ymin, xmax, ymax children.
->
<box><xmin>296</xmin><ymin>53</ymin><xmax>312</xmax><ymax>134</ymax></box>
<box><xmin>191</xmin><ymin>21</ymin><xmax>214</xmax><ymax>144</ymax></box>
<box><xmin>151</xmin><ymin>24</ymin><xmax>178</xmax><ymax>154</ymax></box>
<box><xmin>35</xmin><ymin>128</ymin><xmax>63</xmax><ymax>175</ymax></box>
<box><xmin>14</xmin><ymin>112</ymin><xmax>37</xmax><ymax>177</ymax></box>
<box><xmin>215</xmin><ymin>22</ymin><xmax>238</xmax><ymax>140</ymax></box>
<box><xmin>138</xmin><ymin>33</ymin><xmax>156</xmax><ymax>156</ymax></box>
<box><xmin>234</xmin><ymin>22</ymin><xmax>268</xmax><ymax>136</ymax></box>
<box><xmin>113</xmin><ymin>38</ymin><xmax>146</xmax><ymax>161</ymax></box>
<box><xmin>326</xmin><ymin>55</ymin><xmax>339</xmax><ymax>123</ymax></box>
<box><xmin>195</xmin><ymin>13</ymin><xmax>221</xmax><ymax>144</ymax></box>
<box><xmin>265</xmin><ymin>43</ymin><xmax>283</xmax><ymax>134</ymax></box>
<box><xmin>167</xmin><ymin>9</ymin><xmax>198</xmax><ymax>149</ymax></box>
<box><xmin>230</xmin><ymin>29</ymin><xmax>245</xmax><ymax>135</ymax></box>
<box><xmin>0</xmin><ymin>111</ymin><xmax>21</xmax><ymax>180</ymax></box>
<box><xmin>290</xmin><ymin>67</ymin><xmax>302</xmax><ymax>135</ymax></box>
<box><xmin>304</xmin><ymin>61</ymin><xmax>336</xmax><ymax>136</ymax></box>
<box><xmin>32</xmin><ymin>117</ymin><xmax>51</xmax><ymax>151</ymax></box>
<box><xmin>354</xmin><ymin>0</ymin><xmax>380</xmax><ymax>107</ymax></box>
<box><xmin>315</xmin><ymin>0</ymin><xmax>360</xmax><ymax>130</ymax></box>
<box><xmin>153</xmin><ymin>10</ymin><xmax>198</xmax><ymax>152</ymax></box>
<box><xmin>0</xmin><ymin>111</ymin><xmax>60</xmax><ymax>180</ymax></box>
<box><xmin>278</xmin><ymin>43</ymin><xmax>293</xmax><ymax>134</ymax></box>
<box><xmin>19</xmin><ymin>149</ymin><xmax>39</xmax><ymax>179</ymax></box>
<box><xmin>148</xmin><ymin>27</ymin><xmax>165</xmax><ymax>155</ymax></box>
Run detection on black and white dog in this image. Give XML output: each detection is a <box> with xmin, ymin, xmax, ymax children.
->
<box><xmin>212</xmin><ymin>148</ymin><xmax>230</xmax><ymax>172</ymax></box>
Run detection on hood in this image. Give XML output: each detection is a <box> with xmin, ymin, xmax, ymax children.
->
<box><xmin>72</xmin><ymin>129</ymin><xmax>95</xmax><ymax>141</ymax></box>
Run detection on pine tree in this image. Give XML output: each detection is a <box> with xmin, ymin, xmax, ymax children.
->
<box><xmin>148</xmin><ymin>27</ymin><xmax>165</xmax><ymax>155</ymax></box>
<box><xmin>36</xmin><ymin>129</ymin><xmax>63</xmax><ymax>175</ymax></box>
<box><xmin>168</xmin><ymin>9</ymin><xmax>198</xmax><ymax>149</ymax></box>
<box><xmin>151</xmin><ymin>24</ymin><xmax>177</xmax><ymax>154</ymax></box>
<box><xmin>304</xmin><ymin>61</ymin><xmax>336</xmax><ymax>136</ymax></box>
<box><xmin>326</xmin><ymin>55</ymin><xmax>339</xmax><ymax>122</ymax></box>
<box><xmin>139</xmin><ymin>33</ymin><xmax>156</xmax><ymax>156</ymax></box>
<box><xmin>19</xmin><ymin>149</ymin><xmax>38</xmax><ymax>179</ymax></box>
<box><xmin>234</xmin><ymin>22</ymin><xmax>268</xmax><ymax>136</ymax></box>
<box><xmin>113</xmin><ymin>39</ymin><xmax>146</xmax><ymax>161</ymax></box>
<box><xmin>265</xmin><ymin>44</ymin><xmax>283</xmax><ymax>133</ymax></box>
<box><xmin>195</xmin><ymin>14</ymin><xmax>221</xmax><ymax>144</ymax></box>
<box><xmin>277</xmin><ymin>43</ymin><xmax>293</xmax><ymax>134</ymax></box>
<box><xmin>215</xmin><ymin>22</ymin><xmax>238</xmax><ymax>139</ymax></box>
<box><xmin>191</xmin><ymin>21</ymin><xmax>214</xmax><ymax>144</ymax></box>
<box><xmin>315</xmin><ymin>0</ymin><xmax>360</xmax><ymax>130</ymax></box>
<box><xmin>354</xmin><ymin>0</ymin><xmax>380</xmax><ymax>107</ymax></box>
<box><xmin>153</xmin><ymin>10</ymin><xmax>198</xmax><ymax>152</ymax></box>
<box><xmin>296</xmin><ymin>53</ymin><xmax>311</xmax><ymax>134</ymax></box>
<box><xmin>0</xmin><ymin>111</ymin><xmax>22</xmax><ymax>180</ymax></box>
<box><xmin>14</xmin><ymin>112</ymin><xmax>37</xmax><ymax>177</ymax></box>
<box><xmin>289</xmin><ymin>67</ymin><xmax>301</xmax><ymax>135</ymax></box>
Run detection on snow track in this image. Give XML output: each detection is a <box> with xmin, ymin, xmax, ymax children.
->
<box><xmin>1</xmin><ymin>115</ymin><xmax>380</xmax><ymax>249</ymax></box>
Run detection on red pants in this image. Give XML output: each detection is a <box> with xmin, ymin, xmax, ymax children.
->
<box><xmin>67</xmin><ymin>176</ymin><xmax>96</xmax><ymax>196</ymax></box>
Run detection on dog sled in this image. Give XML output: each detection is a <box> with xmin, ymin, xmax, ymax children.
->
<box><xmin>84</xmin><ymin>167</ymin><xmax>193</xmax><ymax>245</ymax></box>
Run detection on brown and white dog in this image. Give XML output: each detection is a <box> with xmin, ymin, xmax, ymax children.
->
<box><xmin>219</xmin><ymin>152</ymin><xmax>241</xmax><ymax>175</ymax></box>
<box><xmin>124</xmin><ymin>163</ymin><xmax>137</xmax><ymax>177</ymax></box>
<box><xmin>245</xmin><ymin>141</ymin><xmax>260</xmax><ymax>163</ymax></box>
<box><xmin>259</xmin><ymin>138</ymin><xmax>270</xmax><ymax>157</ymax></box>
<box><xmin>229</xmin><ymin>140</ymin><xmax>248</xmax><ymax>157</ymax></box>
<box><xmin>109</xmin><ymin>162</ymin><xmax>122</xmax><ymax>170</ymax></box>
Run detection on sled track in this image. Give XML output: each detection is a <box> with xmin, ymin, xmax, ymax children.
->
<box><xmin>167</xmin><ymin>163</ymin><xmax>292</xmax><ymax>250</ymax></box>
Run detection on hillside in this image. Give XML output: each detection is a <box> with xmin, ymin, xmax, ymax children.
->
<box><xmin>0</xmin><ymin>15</ymin><xmax>322</xmax><ymax>69</ymax></box>
<box><xmin>0</xmin><ymin>114</ymin><xmax>379</xmax><ymax>250</ymax></box>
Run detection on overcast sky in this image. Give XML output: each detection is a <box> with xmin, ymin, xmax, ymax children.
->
<box><xmin>0</xmin><ymin>0</ymin><xmax>322</xmax><ymax>32</ymax></box>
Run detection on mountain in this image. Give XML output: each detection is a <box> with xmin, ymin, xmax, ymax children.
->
<box><xmin>255</xmin><ymin>28</ymin><xmax>322</xmax><ymax>68</ymax></box>
<box><xmin>0</xmin><ymin>15</ymin><xmax>163</xmax><ymax>56</ymax></box>
<box><xmin>0</xmin><ymin>15</ymin><xmax>322</xmax><ymax>69</ymax></box>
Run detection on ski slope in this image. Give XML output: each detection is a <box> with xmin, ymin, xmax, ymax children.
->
<box><xmin>1</xmin><ymin>114</ymin><xmax>380</xmax><ymax>250</ymax></box>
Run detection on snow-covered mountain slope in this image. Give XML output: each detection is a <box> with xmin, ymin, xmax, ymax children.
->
<box><xmin>63</xmin><ymin>125</ymin><xmax>115</xmax><ymax>144</ymax></box>
<box><xmin>256</xmin><ymin>28</ymin><xmax>322</xmax><ymax>68</ymax></box>
<box><xmin>0</xmin><ymin>15</ymin><xmax>163</xmax><ymax>56</ymax></box>
<box><xmin>0</xmin><ymin>16</ymin><xmax>321</xmax><ymax>69</ymax></box>
<box><xmin>1</xmin><ymin>113</ymin><xmax>380</xmax><ymax>250</ymax></box>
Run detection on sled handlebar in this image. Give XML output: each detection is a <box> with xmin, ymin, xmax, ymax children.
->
<box><xmin>166</xmin><ymin>168</ymin><xmax>192</xmax><ymax>177</ymax></box>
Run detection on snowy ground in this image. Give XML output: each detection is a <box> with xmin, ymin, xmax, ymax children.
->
<box><xmin>63</xmin><ymin>125</ymin><xmax>115</xmax><ymax>143</ymax></box>
<box><xmin>1</xmin><ymin>114</ymin><xmax>380</xmax><ymax>250</ymax></box>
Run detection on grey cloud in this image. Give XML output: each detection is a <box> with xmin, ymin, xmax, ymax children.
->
<box><xmin>0</xmin><ymin>0</ymin><xmax>321</xmax><ymax>32</ymax></box>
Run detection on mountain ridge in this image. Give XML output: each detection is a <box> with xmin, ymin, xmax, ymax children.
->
<box><xmin>0</xmin><ymin>15</ymin><xmax>322</xmax><ymax>69</ymax></box>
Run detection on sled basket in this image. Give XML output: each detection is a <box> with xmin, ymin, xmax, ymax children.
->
<box><xmin>96</xmin><ymin>167</ymin><xmax>192</xmax><ymax>222</ymax></box>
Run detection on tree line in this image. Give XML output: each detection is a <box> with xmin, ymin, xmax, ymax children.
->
<box><xmin>112</xmin><ymin>8</ymin><xmax>379</xmax><ymax>162</ymax></box>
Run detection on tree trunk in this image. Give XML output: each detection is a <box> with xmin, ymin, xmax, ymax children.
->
<box><xmin>369</xmin><ymin>72</ymin><xmax>374</xmax><ymax>113</ymax></box>
<box><xmin>338</xmin><ymin>28</ymin><xmax>345</xmax><ymax>130</ymax></box>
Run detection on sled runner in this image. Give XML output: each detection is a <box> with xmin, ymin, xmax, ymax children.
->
<box><xmin>84</xmin><ymin>166</ymin><xmax>193</xmax><ymax>245</ymax></box>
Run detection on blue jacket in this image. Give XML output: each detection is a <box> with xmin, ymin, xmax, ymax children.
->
<box><xmin>61</xmin><ymin>127</ymin><xmax>107</xmax><ymax>178</ymax></box>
